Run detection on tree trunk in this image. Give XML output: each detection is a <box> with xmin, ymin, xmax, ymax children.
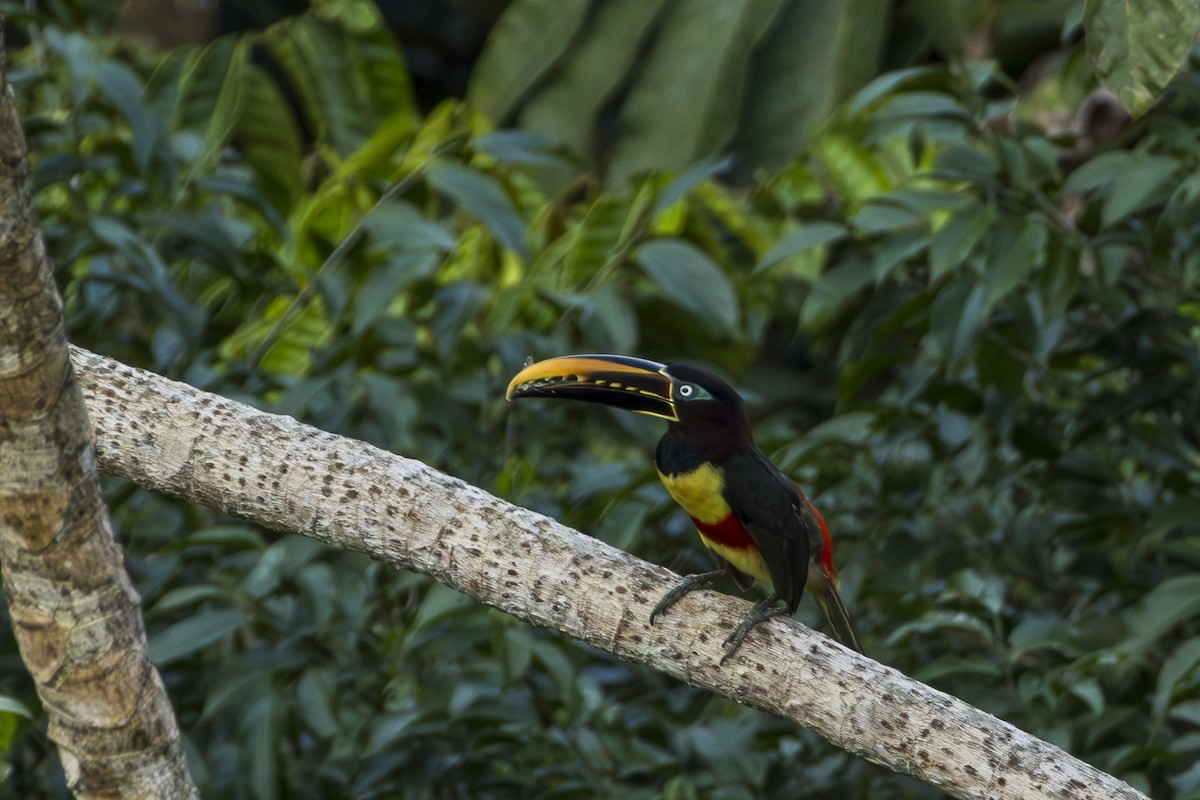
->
<box><xmin>0</xmin><ymin>27</ymin><xmax>198</xmax><ymax>799</ymax></box>
<box><xmin>70</xmin><ymin>346</ymin><xmax>1149</xmax><ymax>800</ymax></box>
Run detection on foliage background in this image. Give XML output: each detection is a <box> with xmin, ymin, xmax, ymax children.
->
<box><xmin>2</xmin><ymin>0</ymin><xmax>1200</xmax><ymax>798</ymax></box>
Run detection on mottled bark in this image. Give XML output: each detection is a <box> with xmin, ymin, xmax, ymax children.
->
<box><xmin>0</xmin><ymin>27</ymin><xmax>198</xmax><ymax>799</ymax></box>
<box><xmin>70</xmin><ymin>346</ymin><xmax>1148</xmax><ymax>800</ymax></box>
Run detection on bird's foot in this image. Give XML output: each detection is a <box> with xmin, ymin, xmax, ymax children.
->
<box><xmin>720</xmin><ymin>596</ymin><xmax>787</xmax><ymax>665</ymax></box>
<box><xmin>649</xmin><ymin>570</ymin><xmax>725</xmax><ymax>625</ymax></box>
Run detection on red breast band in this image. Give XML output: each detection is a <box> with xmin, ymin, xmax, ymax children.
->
<box><xmin>691</xmin><ymin>513</ymin><xmax>755</xmax><ymax>550</ymax></box>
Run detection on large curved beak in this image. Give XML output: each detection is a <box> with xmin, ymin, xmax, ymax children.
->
<box><xmin>506</xmin><ymin>354</ymin><xmax>678</xmax><ymax>422</ymax></box>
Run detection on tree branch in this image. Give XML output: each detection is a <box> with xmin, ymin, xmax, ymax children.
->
<box><xmin>0</xmin><ymin>25</ymin><xmax>198</xmax><ymax>799</ymax></box>
<box><xmin>69</xmin><ymin>346</ymin><xmax>1148</xmax><ymax>800</ymax></box>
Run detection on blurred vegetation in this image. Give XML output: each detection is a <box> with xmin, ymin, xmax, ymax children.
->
<box><xmin>1</xmin><ymin>0</ymin><xmax>1199</xmax><ymax>798</ymax></box>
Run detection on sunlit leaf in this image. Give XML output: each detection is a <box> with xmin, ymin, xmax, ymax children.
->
<box><xmin>1085</xmin><ymin>0</ymin><xmax>1200</xmax><ymax>115</ymax></box>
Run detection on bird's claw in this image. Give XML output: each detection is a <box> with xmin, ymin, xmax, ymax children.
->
<box><xmin>649</xmin><ymin>570</ymin><xmax>725</xmax><ymax>624</ymax></box>
<box><xmin>718</xmin><ymin>599</ymin><xmax>787</xmax><ymax>665</ymax></box>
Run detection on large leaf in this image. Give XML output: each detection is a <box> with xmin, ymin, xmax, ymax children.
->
<box><xmin>517</xmin><ymin>0</ymin><xmax>669</xmax><ymax>168</ymax></box>
<box><xmin>635</xmin><ymin>239</ymin><xmax>739</xmax><ymax>331</ymax></box>
<box><xmin>262</xmin><ymin>5</ymin><xmax>415</xmax><ymax>157</ymax></box>
<box><xmin>1084</xmin><ymin>0</ymin><xmax>1200</xmax><ymax>115</ymax></box>
<box><xmin>608</xmin><ymin>0</ymin><xmax>787</xmax><ymax>186</ymax></box>
<box><xmin>427</xmin><ymin>163</ymin><xmax>530</xmax><ymax>260</ymax></box>
<box><xmin>466</xmin><ymin>0</ymin><xmax>591</xmax><ymax>122</ymax></box>
<box><xmin>236</xmin><ymin>63</ymin><xmax>304</xmax><ymax>215</ymax></box>
<box><xmin>735</xmin><ymin>0</ymin><xmax>890</xmax><ymax>168</ymax></box>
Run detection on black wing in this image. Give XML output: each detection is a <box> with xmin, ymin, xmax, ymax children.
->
<box><xmin>719</xmin><ymin>447</ymin><xmax>811</xmax><ymax>614</ymax></box>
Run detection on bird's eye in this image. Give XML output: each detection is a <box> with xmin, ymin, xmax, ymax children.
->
<box><xmin>676</xmin><ymin>383</ymin><xmax>710</xmax><ymax>400</ymax></box>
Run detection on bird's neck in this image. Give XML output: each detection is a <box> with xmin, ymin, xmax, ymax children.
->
<box><xmin>655</xmin><ymin>426</ymin><xmax>747</xmax><ymax>476</ymax></box>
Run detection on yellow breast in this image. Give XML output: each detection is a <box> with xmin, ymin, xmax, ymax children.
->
<box><xmin>657</xmin><ymin>463</ymin><xmax>771</xmax><ymax>585</ymax></box>
<box><xmin>656</xmin><ymin>463</ymin><xmax>731</xmax><ymax>524</ymax></box>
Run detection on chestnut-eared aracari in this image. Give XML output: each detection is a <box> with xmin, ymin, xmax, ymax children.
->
<box><xmin>506</xmin><ymin>354</ymin><xmax>862</xmax><ymax>663</ymax></box>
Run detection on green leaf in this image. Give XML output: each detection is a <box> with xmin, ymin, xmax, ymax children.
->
<box><xmin>244</xmin><ymin>536</ymin><xmax>328</xmax><ymax>599</ymax></box>
<box><xmin>844</xmin><ymin>65</ymin><xmax>944</xmax><ymax>118</ymax></box>
<box><xmin>1061</xmin><ymin>150</ymin><xmax>1131</xmax><ymax>194</ymax></box>
<box><xmin>297</xmin><ymin>668</ymin><xmax>341</xmax><ymax>738</ymax></box>
<box><xmin>408</xmin><ymin>584</ymin><xmax>476</xmax><ymax>638</ymax></box>
<box><xmin>871</xmin><ymin>91</ymin><xmax>972</xmax><ymax>126</ymax></box>
<box><xmin>653</xmin><ymin>155</ymin><xmax>733</xmax><ymax>216</ymax></box>
<box><xmin>851</xmin><ymin>201</ymin><xmax>922</xmax><ymax>233</ymax></box>
<box><xmin>887</xmin><ymin>609</ymin><xmax>994</xmax><ymax>645</ymax></box>
<box><xmin>803</xmin><ymin>412</ymin><xmax>877</xmax><ymax>445</ymax></box>
<box><xmin>473</xmin><ymin>130</ymin><xmax>564</xmax><ymax>167</ymax></box>
<box><xmin>0</xmin><ymin>696</ymin><xmax>32</xmax><ymax>720</ymax></box>
<box><xmin>934</xmin><ymin>145</ymin><xmax>999</xmax><ymax>187</ymax></box>
<box><xmin>364</xmin><ymin>203</ymin><xmax>458</xmax><ymax>253</ymax></box>
<box><xmin>1101</xmin><ymin>154</ymin><xmax>1179</xmax><ymax>226</ymax></box>
<box><xmin>1085</xmin><ymin>0</ymin><xmax>1200</xmax><ymax>115</ymax></box>
<box><xmin>0</xmin><ymin>694</ymin><xmax>31</xmax><ymax>754</ymax></box>
<box><xmin>428</xmin><ymin>163</ymin><xmax>530</xmax><ymax>260</ymax></box>
<box><xmin>152</xmin><ymin>585</ymin><xmax>225</xmax><ymax>614</ymax></box>
<box><xmin>188</xmin><ymin>526</ymin><xmax>265</xmax><ymax>550</ymax></box>
<box><xmin>1153</xmin><ymin>637</ymin><xmax>1200</xmax><ymax>727</ymax></box>
<box><xmin>150</xmin><ymin>609</ymin><xmax>247</xmax><ymax>665</ymax></box>
<box><xmin>930</xmin><ymin>277</ymin><xmax>987</xmax><ymax>368</ymax></box>
<box><xmin>174</xmin><ymin>35</ymin><xmax>252</xmax><ymax>168</ymax></box>
<box><xmin>1068</xmin><ymin>677</ymin><xmax>1106</xmax><ymax>716</ymax></box>
<box><xmin>44</xmin><ymin>28</ymin><xmax>99</xmax><ymax>107</ymax></box>
<box><xmin>263</xmin><ymin>14</ymin><xmax>409</xmax><ymax>156</ymax></box>
<box><xmin>583</xmin><ymin>283</ymin><xmax>639</xmax><ymax>353</ymax></box>
<box><xmin>245</xmin><ymin>691</ymin><xmax>279</xmax><ymax>800</ymax></box>
<box><xmin>811</xmin><ymin>133</ymin><xmax>893</xmax><ymax>202</ymax></box>
<box><xmin>800</xmin><ymin>254</ymin><xmax>875</xmax><ymax>330</ymax></box>
<box><xmin>220</xmin><ymin>294</ymin><xmax>333</xmax><ymax>375</ymax></box>
<box><xmin>97</xmin><ymin>60</ymin><xmax>158</xmax><ymax>173</ymax></box>
<box><xmin>352</xmin><ymin>252</ymin><xmax>439</xmax><ymax>335</ymax></box>
<box><xmin>987</xmin><ymin>217</ymin><xmax>1047</xmax><ymax>303</ymax></box>
<box><xmin>929</xmin><ymin>203</ymin><xmax>993</xmax><ymax>282</ymax></box>
<box><xmin>736</xmin><ymin>0</ymin><xmax>890</xmax><ymax>168</ymax></box>
<box><xmin>757</xmin><ymin>222</ymin><xmax>848</xmax><ymax>273</ymax></box>
<box><xmin>608</xmin><ymin>0</ymin><xmax>788</xmax><ymax>186</ymax></box>
<box><xmin>466</xmin><ymin>0</ymin><xmax>592</xmax><ymax>121</ymax></box>
<box><xmin>635</xmin><ymin>239</ymin><xmax>739</xmax><ymax>331</ymax></box>
<box><xmin>513</xmin><ymin>0</ymin><xmax>671</xmax><ymax>183</ymax></box>
<box><xmin>236</xmin><ymin>63</ymin><xmax>304</xmax><ymax>215</ymax></box>
<box><xmin>1124</xmin><ymin>575</ymin><xmax>1200</xmax><ymax>651</ymax></box>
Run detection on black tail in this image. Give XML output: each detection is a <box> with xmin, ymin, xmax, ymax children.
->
<box><xmin>809</xmin><ymin>575</ymin><xmax>863</xmax><ymax>654</ymax></box>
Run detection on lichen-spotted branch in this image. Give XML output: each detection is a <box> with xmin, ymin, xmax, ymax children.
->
<box><xmin>70</xmin><ymin>346</ymin><xmax>1148</xmax><ymax>800</ymax></box>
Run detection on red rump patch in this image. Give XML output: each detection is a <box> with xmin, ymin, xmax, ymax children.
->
<box><xmin>691</xmin><ymin>514</ymin><xmax>754</xmax><ymax>550</ymax></box>
<box><xmin>805</xmin><ymin>500</ymin><xmax>838</xmax><ymax>580</ymax></box>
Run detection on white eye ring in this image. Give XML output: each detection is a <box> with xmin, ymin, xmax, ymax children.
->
<box><xmin>677</xmin><ymin>384</ymin><xmax>694</xmax><ymax>398</ymax></box>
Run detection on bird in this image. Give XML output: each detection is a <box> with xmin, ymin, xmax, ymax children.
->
<box><xmin>506</xmin><ymin>354</ymin><xmax>861</xmax><ymax>663</ymax></box>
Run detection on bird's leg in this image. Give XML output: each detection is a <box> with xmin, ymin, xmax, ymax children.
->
<box><xmin>649</xmin><ymin>569</ymin><xmax>726</xmax><ymax>624</ymax></box>
<box><xmin>720</xmin><ymin>595</ymin><xmax>788</xmax><ymax>665</ymax></box>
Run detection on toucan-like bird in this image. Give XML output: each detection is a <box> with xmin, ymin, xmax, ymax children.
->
<box><xmin>506</xmin><ymin>354</ymin><xmax>862</xmax><ymax>662</ymax></box>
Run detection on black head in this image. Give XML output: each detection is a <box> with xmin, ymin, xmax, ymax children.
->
<box><xmin>660</xmin><ymin>363</ymin><xmax>752</xmax><ymax>444</ymax></box>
